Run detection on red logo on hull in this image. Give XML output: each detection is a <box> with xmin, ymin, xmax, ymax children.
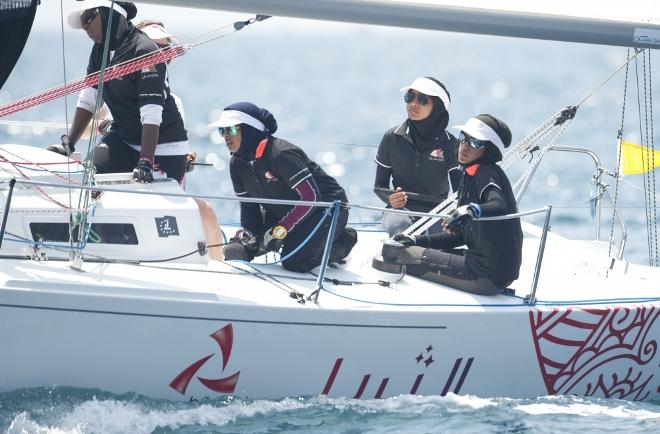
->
<box><xmin>170</xmin><ymin>323</ymin><xmax>240</xmax><ymax>395</ymax></box>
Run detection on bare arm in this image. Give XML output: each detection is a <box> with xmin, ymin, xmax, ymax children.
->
<box><xmin>139</xmin><ymin>123</ymin><xmax>159</xmax><ymax>162</ymax></box>
<box><xmin>67</xmin><ymin>107</ymin><xmax>93</xmax><ymax>148</ymax></box>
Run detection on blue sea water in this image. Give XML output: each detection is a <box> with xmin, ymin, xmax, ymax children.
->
<box><xmin>1</xmin><ymin>6</ymin><xmax>660</xmax><ymax>433</ymax></box>
<box><xmin>1</xmin><ymin>389</ymin><xmax>659</xmax><ymax>433</ymax></box>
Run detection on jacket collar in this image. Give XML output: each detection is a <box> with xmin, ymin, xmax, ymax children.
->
<box><xmin>393</xmin><ymin>119</ymin><xmax>451</xmax><ymax>143</ymax></box>
<box><xmin>463</xmin><ymin>162</ymin><xmax>480</xmax><ymax>176</ymax></box>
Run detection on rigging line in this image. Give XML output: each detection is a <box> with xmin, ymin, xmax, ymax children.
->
<box><xmin>0</xmin><ymin>156</ymin><xmax>72</xmax><ymax>209</ymax></box>
<box><xmin>139</xmin><ymin>261</ymin><xmax>390</xmax><ymax>286</ymax></box>
<box><xmin>635</xmin><ymin>53</ymin><xmax>653</xmax><ymax>266</ymax></box>
<box><xmin>73</xmin><ymin>1</ymin><xmax>118</xmax><ymax>254</ymax></box>
<box><xmin>58</xmin><ymin>0</ymin><xmax>75</xmax><ymax>220</ymax></box>
<box><xmin>58</xmin><ymin>0</ymin><xmax>69</xmax><ymax>136</ymax></box>
<box><xmin>0</xmin><ymin>146</ymin><xmax>84</xmax><ymax>183</ymax></box>
<box><xmin>646</xmin><ymin>50</ymin><xmax>658</xmax><ymax>266</ymax></box>
<box><xmin>0</xmin><ymin>46</ymin><xmax>184</xmax><ymax>118</ymax></box>
<box><xmin>224</xmin><ymin>261</ymin><xmax>294</xmax><ymax>296</ymax></box>
<box><xmin>0</xmin><ymin>120</ymin><xmax>69</xmax><ymax>128</ymax></box>
<box><xmin>409</xmin><ymin>112</ymin><xmax>575</xmax><ymax>236</ymax></box>
<box><xmin>573</xmin><ymin>49</ymin><xmax>643</xmax><ymax>108</ymax></box>
<box><xmin>59</xmin><ymin>0</ymin><xmax>77</xmax><ymax>252</ymax></box>
<box><xmin>0</xmin><ymin>16</ymin><xmax>262</xmax><ymax>118</ymax></box>
<box><xmin>642</xmin><ymin>51</ymin><xmax>658</xmax><ymax>267</ymax></box>
<box><xmin>615</xmin><ymin>175</ymin><xmax>660</xmax><ymax>201</ymax></box>
<box><xmin>642</xmin><ymin>51</ymin><xmax>654</xmax><ymax>265</ymax></box>
<box><xmin>609</xmin><ymin>49</ymin><xmax>631</xmax><ymax>263</ymax></box>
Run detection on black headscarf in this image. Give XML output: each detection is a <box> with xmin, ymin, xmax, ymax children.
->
<box><xmin>408</xmin><ymin>78</ymin><xmax>450</xmax><ymax>152</ymax></box>
<box><xmin>225</xmin><ymin>102</ymin><xmax>278</xmax><ymax>161</ymax></box>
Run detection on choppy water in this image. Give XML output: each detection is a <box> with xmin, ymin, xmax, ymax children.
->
<box><xmin>1</xmin><ymin>389</ymin><xmax>659</xmax><ymax>434</ymax></box>
<box><xmin>1</xmin><ymin>6</ymin><xmax>660</xmax><ymax>433</ymax></box>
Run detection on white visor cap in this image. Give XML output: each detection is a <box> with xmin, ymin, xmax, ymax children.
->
<box><xmin>68</xmin><ymin>0</ymin><xmax>127</xmax><ymax>29</ymax></box>
<box><xmin>208</xmin><ymin>110</ymin><xmax>265</xmax><ymax>131</ymax></box>
<box><xmin>453</xmin><ymin>117</ymin><xmax>505</xmax><ymax>149</ymax></box>
<box><xmin>400</xmin><ymin>77</ymin><xmax>451</xmax><ymax>110</ymax></box>
<box><xmin>140</xmin><ymin>23</ymin><xmax>175</xmax><ymax>42</ymax></box>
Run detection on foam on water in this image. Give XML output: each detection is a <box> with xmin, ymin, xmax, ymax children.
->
<box><xmin>516</xmin><ymin>400</ymin><xmax>660</xmax><ymax>419</ymax></box>
<box><xmin>3</xmin><ymin>389</ymin><xmax>659</xmax><ymax>434</ymax></box>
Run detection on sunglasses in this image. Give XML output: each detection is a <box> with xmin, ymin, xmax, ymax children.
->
<box><xmin>404</xmin><ymin>89</ymin><xmax>431</xmax><ymax>105</ymax></box>
<box><xmin>218</xmin><ymin>125</ymin><xmax>240</xmax><ymax>136</ymax></box>
<box><xmin>459</xmin><ymin>132</ymin><xmax>489</xmax><ymax>149</ymax></box>
<box><xmin>81</xmin><ymin>8</ymin><xmax>100</xmax><ymax>27</ymax></box>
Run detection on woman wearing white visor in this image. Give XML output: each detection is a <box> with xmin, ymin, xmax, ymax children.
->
<box><xmin>211</xmin><ymin>102</ymin><xmax>357</xmax><ymax>272</ymax></box>
<box><xmin>385</xmin><ymin>114</ymin><xmax>523</xmax><ymax>295</ymax></box>
<box><xmin>374</xmin><ymin>76</ymin><xmax>460</xmax><ymax>236</ymax></box>
<box><xmin>49</xmin><ymin>0</ymin><xmax>188</xmax><ymax>186</ymax></box>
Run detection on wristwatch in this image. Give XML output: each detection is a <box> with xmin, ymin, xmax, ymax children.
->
<box><xmin>272</xmin><ymin>225</ymin><xmax>288</xmax><ymax>240</ymax></box>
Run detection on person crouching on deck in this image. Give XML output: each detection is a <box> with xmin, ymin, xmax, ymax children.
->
<box><xmin>210</xmin><ymin>102</ymin><xmax>357</xmax><ymax>272</ymax></box>
<box><xmin>384</xmin><ymin>114</ymin><xmax>523</xmax><ymax>295</ymax></box>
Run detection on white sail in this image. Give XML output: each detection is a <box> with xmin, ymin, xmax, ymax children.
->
<box><xmin>136</xmin><ymin>0</ymin><xmax>660</xmax><ymax>48</ymax></box>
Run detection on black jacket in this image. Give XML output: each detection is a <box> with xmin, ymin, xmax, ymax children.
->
<box><xmin>374</xmin><ymin>120</ymin><xmax>460</xmax><ymax>212</ymax></box>
<box><xmin>230</xmin><ymin>137</ymin><xmax>348</xmax><ymax>237</ymax></box>
<box><xmin>87</xmin><ymin>25</ymin><xmax>187</xmax><ymax>144</ymax></box>
<box><xmin>417</xmin><ymin>159</ymin><xmax>523</xmax><ymax>286</ymax></box>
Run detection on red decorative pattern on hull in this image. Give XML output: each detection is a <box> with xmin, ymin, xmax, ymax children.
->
<box><xmin>530</xmin><ymin>306</ymin><xmax>659</xmax><ymax>400</ymax></box>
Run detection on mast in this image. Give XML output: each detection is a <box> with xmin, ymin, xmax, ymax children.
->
<box><xmin>137</xmin><ymin>0</ymin><xmax>660</xmax><ymax>49</ymax></box>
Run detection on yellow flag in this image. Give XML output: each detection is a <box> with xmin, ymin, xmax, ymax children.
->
<box><xmin>619</xmin><ymin>139</ymin><xmax>660</xmax><ymax>176</ymax></box>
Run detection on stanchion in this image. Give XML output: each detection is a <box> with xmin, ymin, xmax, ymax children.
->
<box><xmin>312</xmin><ymin>201</ymin><xmax>341</xmax><ymax>303</ymax></box>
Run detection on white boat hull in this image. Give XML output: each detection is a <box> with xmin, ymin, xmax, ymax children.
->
<box><xmin>1</xmin><ymin>259</ymin><xmax>657</xmax><ymax>401</ymax></box>
<box><xmin>0</xmin><ymin>145</ymin><xmax>658</xmax><ymax>401</ymax></box>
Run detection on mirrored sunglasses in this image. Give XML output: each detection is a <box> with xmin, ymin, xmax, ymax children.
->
<box><xmin>218</xmin><ymin>125</ymin><xmax>240</xmax><ymax>136</ymax></box>
<box><xmin>404</xmin><ymin>89</ymin><xmax>431</xmax><ymax>105</ymax></box>
<box><xmin>459</xmin><ymin>132</ymin><xmax>489</xmax><ymax>149</ymax></box>
<box><xmin>81</xmin><ymin>8</ymin><xmax>100</xmax><ymax>27</ymax></box>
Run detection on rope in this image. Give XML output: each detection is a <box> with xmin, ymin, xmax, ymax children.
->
<box><xmin>0</xmin><ymin>14</ymin><xmax>268</xmax><ymax>118</ymax></box>
<box><xmin>635</xmin><ymin>52</ymin><xmax>655</xmax><ymax>266</ymax></box>
<box><xmin>608</xmin><ymin>50</ymin><xmax>631</xmax><ymax>262</ymax></box>
<box><xmin>646</xmin><ymin>50</ymin><xmax>658</xmax><ymax>265</ymax></box>
<box><xmin>0</xmin><ymin>46</ymin><xmax>184</xmax><ymax>118</ymax></box>
<box><xmin>405</xmin><ymin>107</ymin><xmax>576</xmax><ymax>236</ymax></box>
<box><xmin>71</xmin><ymin>0</ymin><xmax>119</xmax><ymax>255</ymax></box>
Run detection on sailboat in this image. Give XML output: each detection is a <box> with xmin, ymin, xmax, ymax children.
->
<box><xmin>0</xmin><ymin>0</ymin><xmax>658</xmax><ymax>402</ymax></box>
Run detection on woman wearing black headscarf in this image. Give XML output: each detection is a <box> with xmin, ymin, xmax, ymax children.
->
<box><xmin>374</xmin><ymin>76</ymin><xmax>460</xmax><ymax>236</ymax></box>
<box><xmin>385</xmin><ymin>114</ymin><xmax>523</xmax><ymax>295</ymax></box>
<box><xmin>49</xmin><ymin>0</ymin><xmax>188</xmax><ymax>184</ymax></box>
<box><xmin>210</xmin><ymin>102</ymin><xmax>356</xmax><ymax>272</ymax></box>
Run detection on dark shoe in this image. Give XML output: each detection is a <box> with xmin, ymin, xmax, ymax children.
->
<box><xmin>372</xmin><ymin>255</ymin><xmax>404</xmax><ymax>273</ymax></box>
<box><xmin>329</xmin><ymin>227</ymin><xmax>358</xmax><ymax>263</ymax></box>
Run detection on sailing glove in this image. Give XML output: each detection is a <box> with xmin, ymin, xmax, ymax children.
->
<box><xmin>392</xmin><ymin>233</ymin><xmax>416</xmax><ymax>246</ymax></box>
<box><xmin>46</xmin><ymin>135</ymin><xmax>74</xmax><ymax>156</ymax></box>
<box><xmin>225</xmin><ymin>228</ymin><xmax>261</xmax><ymax>259</ymax></box>
<box><xmin>133</xmin><ymin>158</ymin><xmax>154</xmax><ymax>183</ymax></box>
<box><xmin>262</xmin><ymin>225</ymin><xmax>287</xmax><ymax>252</ymax></box>
<box><xmin>444</xmin><ymin>203</ymin><xmax>480</xmax><ymax>233</ymax></box>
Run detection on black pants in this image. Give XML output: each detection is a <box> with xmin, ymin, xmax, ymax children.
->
<box><xmin>280</xmin><ymin>207</ymin><xmax>350</xmax><ymax>273</ymax></box>
<box><xmin>406</xmin><ymin>248</ymin><xmax>503</xmax><ymax>296</ymax></box>
<box><xmin>93</xmin><ymin>132</ymin><xmax>187</xmax><ymax>183</ymax></box>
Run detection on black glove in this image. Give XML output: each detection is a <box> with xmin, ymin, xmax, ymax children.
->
<box><xmin>133</xmin><ymin>158</ymin><xmax>154</xmax><ymax>183</ymax></box>
<box><xmin>445</xmin><ymin>204</ymin><xmax>479</xmax><ymax>233</ymax></box>
<box><xmin>262</xmin><ymin>225</ymin><xmax>287</xmax><ymax>252</ymax></box>
<box><xmin>98</xmin><ymin>119</ymin><xmax>112</xmax><ymax>135</ymax></box>
<box><xmin>230</xmin><ymin>228</ymin><xmax>260</xmax><ymax>256</ymax></box>
<box><xmin>392</xmin><ymin>233</ymin><xmax>416</xmax><ymax>246</ymax></box>
<box><xmin>46</xmin><ymin>135</ymin><xmax>74</xmax><ymax>156</ymax></box>
<box><xmin>185</xmin><ymin>152</ymin><xmax>197</xmax><ymax>173</ymax></box>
